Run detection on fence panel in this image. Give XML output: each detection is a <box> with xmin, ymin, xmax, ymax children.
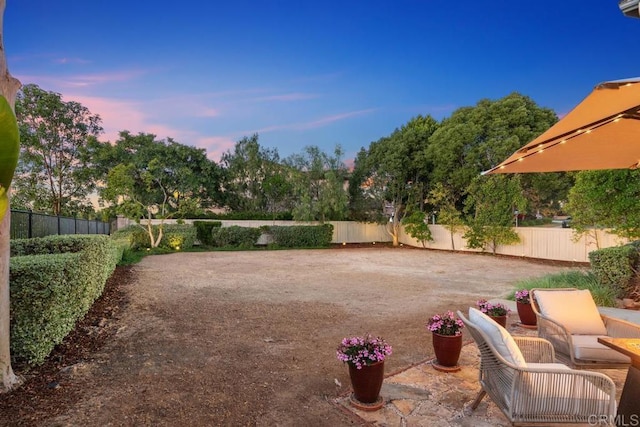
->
<box><xmin>9</xmin><ymin>209</ymin><xmax>110</xmax><ymax>240</ymax></box>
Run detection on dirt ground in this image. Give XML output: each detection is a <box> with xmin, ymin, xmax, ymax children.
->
<box><xmin>0</xmin><ymin>246</ymin><xmax>581</xmax><ymax>426</ymax></box>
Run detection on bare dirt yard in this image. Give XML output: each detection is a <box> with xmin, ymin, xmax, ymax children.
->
<box><xmin>0</xmin><ymin>246</ymin><xmax>581</xmax><ymax>426</ymax></box>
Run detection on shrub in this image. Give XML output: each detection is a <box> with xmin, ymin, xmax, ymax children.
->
<box><xmin>510</xmin><ymin>271</ymin><xmax>617</xmax><ymax>307</ymax></box>
<box><xmin>193</xmin><ymin>220</ymin><xmax>222</xmax><ymax>246</ymax></box>
<box><xmin>211</xmin><ymin>226</ymin><xmax>261</xmax><ymax>248</ymax></box>
<box><xmin>110</xmin><ymin>224</ymin><xmax>196</xmax><ymax>250</ymax></box>
<box><xmin>588</xmin><ymin>244</ymin><xmax>640</xmax><ymax>298</ymax></box>
<box><xmin>9</xmin><ymin>235</ymin><xmax>120</xmax><ymax>366</ymax></box>
<box><xmin>265</xmin><ymin>224</ymin><xmax>333</xmax><ymax>248</ymax></box>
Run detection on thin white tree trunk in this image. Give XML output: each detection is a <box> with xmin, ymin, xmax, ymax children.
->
<box><xmin>0</xmin><ymin>0</ymin><xmax>23</xmax><ymax>392</ymax></box>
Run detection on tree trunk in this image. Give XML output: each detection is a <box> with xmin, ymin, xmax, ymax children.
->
<box><xmin>0</xmin><ymin>205</ymin><xmax>19</xmax><ymax>392</ymax></box>
<box><xmin>0</xmin><ymin>0</ymin><xmax>24</xmax><ymax>392</ymax></box>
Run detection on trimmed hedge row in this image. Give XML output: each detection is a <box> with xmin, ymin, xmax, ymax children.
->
<box><xmin>9</xmin><ymin>235</ymin><xmax>120</xmax><ymax>366</ymax></box>
<box><xmin>265</xmin><ymin>224</ymin><xmax>333</xmax><ymax>248</ymax></box>
<box><xmin>211</xmin><ymin>226</ymin><xmax>261</xmax><ymax>249</ymax></box>
<box><xmin>589</xmin><ymin>243</ymin><xmax>640</xmax><ymax>298</ymax></box>
<box><xmin>111</xmin><ymin>224</ymin><xmax>196</xmax><ymax>250</ymax></box>
<box><xmin>193</xmin><ymin>220</ymin><xmax>222</xmax><ymax>246</ymax></box>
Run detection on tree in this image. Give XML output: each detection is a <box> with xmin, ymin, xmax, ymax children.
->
<box><xmin>427</xmin><ymin>93</ymin><xmax>557</xmax><ymax>209</ymax></box>
<box><xmin>350</xmin><ymin>115</ymin><xmax>439</xmax><ymax>245</ymax></box>
<box><xmin>566</xmin><ymin>169</ymin><xmax>640</xmax><ymax>244</ymax></box>
<box><xmin>427</xmin><ymin>182</ymin><xmax>465</xmax><ymax>250</ymax></box>
<box><xmin>220</xmin><ymin>134</ymin><xmax>285</xmax><ymax>213</ymax></box>
<box><xmin>402</xmin><ymin>211</ymin><xmax>433</xmax><ymax>248</ymax></box>
<box><xmin>99</xmin><ymin>132</ymin><xmax>222</xmax><ymax>246</ymax></box>
<box><xmin>14</xmin><ymin>84</ymin><xmax>103</xmax><ymax>215</ymax></box>
<box><xmin>286</xmin><ymin>145</ymin><xmax>348</xmax><ymax>222</ymax></box>
<box><xmin>463</xmin><ymin>175</ymin><xmax>526</xmax><ymax>254</ymax></box>
<box><xmin>1</xmin><ymin>0</ymin><xmax>23</xmax><ymax>392</ymax></box>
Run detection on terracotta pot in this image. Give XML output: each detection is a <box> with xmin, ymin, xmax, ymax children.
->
<box><xmin>489</xmin><ymin>315</ymin><xmax>508</xmax><ymax>328</ymax></box>
<box><xmin>432</xmin><ymin>333</ymin><xmax>462</xmax><ymax>367</ymax></box>
<box><xmin>348</xmin><ymin>360</ymin><xmax>385</xmax><ymax>403</ymax></box>
<box><xmin>516</xmin><ymin>301</ymin><xmax>537</xmax><ymax>326</ymax></box>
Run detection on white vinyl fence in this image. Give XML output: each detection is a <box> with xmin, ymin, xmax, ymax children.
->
<box><xmin>116</xmin><ymin>216</ymin><xmax>628</xmax><ymax>263</ymax></box>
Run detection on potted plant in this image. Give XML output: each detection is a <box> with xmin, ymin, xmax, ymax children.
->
<box><xmin>476</xmin><ymin>299</ymin><xmax>511</xmax><ymax>328</ymax></box>
<box><xmin>336</xmin><ymin>334</ymin><xmax>392</xmax><ymax>410</ymax></box>
<box><xmin>515</xmin><ymin>289</ymin><xmax>537</xmax><ymax>327</ymax></box>
<box><xmin>427</xmin><ymin>311</ymin><xmax>465</xmax><ymax>372</ymax></box>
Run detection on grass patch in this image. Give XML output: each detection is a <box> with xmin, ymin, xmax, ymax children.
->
<box><xmin>507</xmin><ymin>271</ymin><xmax>617</xmax><ymax>307</ymax></box>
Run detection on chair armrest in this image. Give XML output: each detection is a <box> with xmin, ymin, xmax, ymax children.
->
<box><xmin>536</xmin><ymin>314</ymin><xmax>574</xmax><ymax>359</ymax></box>
<box><xmin>513</xmin><ymin>336</ymin><xmax>555</xmax><ymax>363</ymax></box>
<box><xmin>603</xmin><ymin>315</ymin><xmax>640</xmax><ymax>338</ymax></box>
<box><xmin>512</xmin><ymin>368</ymin><xmax>617</xmax><ymax>419</ymax></box>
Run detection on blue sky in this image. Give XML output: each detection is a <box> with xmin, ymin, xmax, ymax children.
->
<box><xmin>6</xmin><ymin>1</ymin><xmax>640</xmax><ymax>163</ymax></box>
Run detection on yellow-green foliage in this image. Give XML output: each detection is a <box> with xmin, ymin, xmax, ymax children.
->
<box><xmin>9</xmin><ymin>235</ymin><xmax>120</xmax><ymax>366</ymax></box>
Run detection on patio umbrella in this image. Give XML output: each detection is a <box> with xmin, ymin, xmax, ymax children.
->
<box><xmin>484</xmin><ymin>77</ymin><xmax>640</xmax><ymax>174</ymax></box>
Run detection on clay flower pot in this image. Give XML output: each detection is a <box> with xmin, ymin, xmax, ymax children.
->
<box><xmin>432</xmin><ymin>332</ymin><xmax>462</xmax><ymax>371</ymax></box>
<box><xmin>489</xmin><ymin>315</ymin><xmax>508</xmax><ymax>328</ymax></box>
<box><xmin>348</xmin><ymin>360</ymin><xmax>385</xmax><ymax>405</ymax></box>
<box><xmin>516</xmin><ymin>301</ymin><xmax>537</xmax><ymax>326</ymax></box>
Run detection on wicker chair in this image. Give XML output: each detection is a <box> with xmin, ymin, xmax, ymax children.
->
<box><xmin>531</xmin><ymin>288</ymin><xmax>640</xmax><ymax>369</ymax></box>
<box><xmin>459</xmin><ymin>309</ymin><xmax>616</xmax><ymax>426</ymax></box>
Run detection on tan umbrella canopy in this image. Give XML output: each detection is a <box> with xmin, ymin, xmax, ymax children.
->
<box><xmin>485</xmin><ymin>78</ymin><xmax>640</xmax><ymax>174</ymax></box>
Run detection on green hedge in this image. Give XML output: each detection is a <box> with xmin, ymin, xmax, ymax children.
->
<box><xmin>265</xmin><ymin>224</ymin><xmax>334</xmax><ymax>248</ymax></box>
<box><xmin>211</xmin><ymin>226</ymin><xmax>261</xmax><ymax>248</ymax></box>
<box><xmin>193</xmin><ymin>221</ymin><xmax>222</xmax><ymax>246</ymax></box>
<box><xmin>9</xmin><ymin>235</ymin><xmax>120</xmax><ymax>366</ymax></box>
<box><xmin>110</xmin><ymin>224</ymin><xmax>196</xmax><ymax>250</ymax></box>
<box><xmin>588</xmin><ymin>243</ymin><xmax>640</xmax><ymax>298</ymax></box>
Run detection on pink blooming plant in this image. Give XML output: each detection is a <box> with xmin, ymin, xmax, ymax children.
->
<box><xmin>427</xmin><ymin>310</ymin><xmax>464</xmax><ymax>336</ymax></box>
<box><xmin>336</xmin><ymin>335</ymin><xmax>392</xmax><ymax>370</ymax></box>
<box><xmin>515</xmin><ymin>289</ymin><xmax>531</xmax><ymax>304</ymax></box>
<box><xmin>476</xmin><ymin>299</ymin><xmax>510</xmax><ymax>316</ymax></box>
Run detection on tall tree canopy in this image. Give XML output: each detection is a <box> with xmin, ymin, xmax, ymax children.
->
<box><xmin>97</xmin><ymin>132</ymin><xmax>222</xmax><ymax>245</ymax></box>
<box><xmin>566</xmin><ymin>169</ymin><xmax>640</xmax><ymax>241</ymax></box>
<box><xmin>285</xmin><ymin>145</ymin><xmax>348</xmax><ymax>222</ymax></box>
<box><xmin>219</xmin><ymin>134</ymin><xmax>287</xmax><ymax>213</ymax></box>
<box><xmin>427</xmin><ymin>93</ymin><xmax>558</xmax><ymax>208</ymax></box>
<box><xmin>350</xmin><ymin>115</ymin><xmax>439</xmax><ymax>244</ymax></box>
<box><xmin>14</xmin><ymin>84</ymin><xmax>103</xmax><ymax>215</ymax></box>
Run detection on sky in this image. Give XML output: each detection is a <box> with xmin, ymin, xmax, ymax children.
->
<box><xmin>5</xmin><ymin>1</ymin><xmax>640</xmax><ymax>164</ymax></box>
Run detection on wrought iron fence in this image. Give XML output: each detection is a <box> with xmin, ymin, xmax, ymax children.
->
<box><xmin>9</xmin><ymin>209</ymin><xmax>110</xmax><ymax>239</ymax></box>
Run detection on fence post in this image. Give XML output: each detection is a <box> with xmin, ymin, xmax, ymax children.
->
<box><xmin>57</xmin><ymin>214</ymin><xmax>61</xmax><ymax>235</ymax></box>
<box><xmin>74</xmin><ymin>215</ymin><xmax>77</xmax><ymax>234</ymax></box>
<box><xmin>28</xmin><ymin>210</ymin><xmax>33</xmax><ymax>238</ymax></box>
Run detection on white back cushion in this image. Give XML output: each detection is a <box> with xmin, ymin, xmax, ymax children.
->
<box><xmin>469</xmin><ymin>307</ymin><xmax>527</xmax><ymax>367</ymax></box>
<box><xmin>535</xmin><ymin>289</ymin><xmax>607</xmax><ymax>335</ymax></box>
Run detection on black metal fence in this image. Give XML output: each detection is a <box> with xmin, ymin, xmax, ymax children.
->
<box><xmin>9</xmin><ymin>209</ymin><xmax>111</xmax><ymax>240</ymax></box>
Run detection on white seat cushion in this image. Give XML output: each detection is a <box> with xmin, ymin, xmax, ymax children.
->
<box><xmin>469</xmin><ymin>307</ymin><xmax>527</xmax><ymax>367</ymax></box>
<box><xmin>535</xmin><ymin>289</ymin><xmax>607</xmax><ymax>335</ymax></box>
<box><xmin>526</xmin><ymin>363</ymin><xmax>571</xmax><ymax>371</ymax></box>
<box><xmin>571</xmin><ymin>335</ymin><xmax>631</xmax><ymax>363</ymax></box>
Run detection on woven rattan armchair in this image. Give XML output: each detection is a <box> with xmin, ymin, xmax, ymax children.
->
<box><xmin>531</xmin><ymin>288</ymin><xmax>640</xmax><ymax>369</ymax></box>
<box><xmin>459</xmin><ymin>309</ymin><xmax>616</xmax><ymax>426</ymax></box>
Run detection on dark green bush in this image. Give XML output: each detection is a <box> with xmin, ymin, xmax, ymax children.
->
<box><xmin>9</xmin><ymin>235</ymin><xmax>120</xmax><ymax>366</ymax></box>
<box><xmin>110</xmin><ymin>225</ymin><xmax>149</xmax><ymax>250</ymax></box>
<box><xmin>211</xmin><ymin>226</ymin><xmax>261</xmax><ymax>248</ymax></box>
<box><xmin>160</xmin><ymin>224</ymin><xmax>196</xmax><ymax>250</ymax></box>
<box><xmin>588</xmin><ymin>244</ymin><xmax>640</xmax><ymax>298</ymax></box>
<box><xmin>193</xmin><ymin>221</ymin><xmax>222</xmax><ymax>245</ymax></box>
<box><xmin>265</xmin><ymin>224</ymin><xmax>334</xmax><ymax>248</ymax></box>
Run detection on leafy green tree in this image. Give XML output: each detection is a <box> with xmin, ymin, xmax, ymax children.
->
<box><xmin>402</xmin><ymin>211</ymin><xmax>433</xmax><ymax>247</ymax></box>
<box><xmin>463</xmin><ymin>175</ymin><xmax>526</xmax><ymax>254</ymax></box>
<box><xmin>566</xmin><ymin>170</ymin><xmax>640</xmax><ymax>242</ymax></box>
<box><xmin>521</xmin><ymin>172</ymin><xmax>575</xmax><ymax>218</ymax></box>
<box><xmin>220</xmin><ymin>134</ymin><xmax>285</xmax><ymax>213</ymax></box>
<box><xmin>98</xmin><ymin>132</ymin><xmax>222</xmax><ymax>246</ymax></box>
<box><xmin>427</xmin><ymin>182</ymin><xmax>465</xmax><ymax>250</ymax></box>
<box><xmin>286</xmin><ymin>145</ymin><xmax>348</xmax><ymax>222</ymax></box>
<box><xmin>350</xmin><ymin>115</ymin><xmax>439</xmax><ymax>245</ymax></box>
<box><xmin>427</xmin><ymin>93</ymin><xmax>557</xmax><ymax>209</ymax></box>
<box><xmin>14</xmin><ymin>84</ymin><xmax>103</xmax><ymax>215</ymax></box>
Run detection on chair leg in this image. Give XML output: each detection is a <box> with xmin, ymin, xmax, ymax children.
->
<box><xmin>471</xmin><ymin>390</ymin><xmax>486</xmax><ymax>410</ymax></box>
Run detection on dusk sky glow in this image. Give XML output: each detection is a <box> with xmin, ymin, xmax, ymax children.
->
<box><xmin>6</xmin><ymin>1</ymin><xmax>640</xmax><ymax>162</ymax></box>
